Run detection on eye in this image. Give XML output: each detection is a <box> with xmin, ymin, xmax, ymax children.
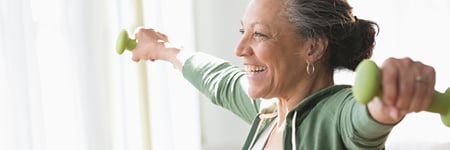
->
<box><xmin>239</xmin><ymin>29</ymin><xmax>245</xmax><ymax>34</ymax></box>
<box><xmin>253</xmin><ymin>31</ymin><xmax>268</xmax><ymax>38</ymax></box>
<box><xmin>253</xmin><ymin>31</ymin><xmax>265</xmax><ymax>37</ymax></box>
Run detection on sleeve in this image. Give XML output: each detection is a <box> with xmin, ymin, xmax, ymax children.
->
<box><xmin>182</xmin><ymin>52</ymin><xmax>261</xmax><ymax>124</ymax></box>
<box><xmin>339</xmin><ymin>91</ymin><xmax>395</xmax><ymax>149</ymax></box>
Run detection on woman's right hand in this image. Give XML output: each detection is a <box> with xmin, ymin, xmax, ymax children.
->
<box><xmin>368</xmin><ymin>57</ymin><xmax>435</xmax><ymax>124</ymax></box>
<box><xmin>131</xmin><ymin>27</ymin><xmax>181</xmax><ymax>64</ymax></box>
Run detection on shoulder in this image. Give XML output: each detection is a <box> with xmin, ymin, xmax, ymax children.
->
<box><xmin>318</xmin><ymin>85</ymin><xmax>354</xmax><ymax>105</ymax></box>
<box><xmin>313</xmin><ymin>85</ymin><xmax>356</xmax><ymax>116</ymax></box>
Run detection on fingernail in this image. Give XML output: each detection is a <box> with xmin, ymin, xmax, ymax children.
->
<box><xmin>390</xmin><ymin>108</ymin><xmax>398</xmax><ymax>119</ymax></box>
<box><xmin>390</xmin><ymin>111</ymin><xmax>396</xmax><ymax>119</ymax></box>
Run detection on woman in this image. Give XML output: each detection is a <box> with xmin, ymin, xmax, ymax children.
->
<box><xmin>131</xmin><ymin>0</ymin><xmax>436</xmax><ymax>149</ymax></box>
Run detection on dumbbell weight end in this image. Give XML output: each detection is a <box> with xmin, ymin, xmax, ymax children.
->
<box><xmin>116</xmin><ymin>29</ymin><xmax>137</xmax><ymax>55</ymax></box>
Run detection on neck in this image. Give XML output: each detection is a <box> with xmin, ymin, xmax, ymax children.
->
<box><xmin>275</xmin><ymin>70</ymin><xmax>333</xmax><ymax>126</ymax></box>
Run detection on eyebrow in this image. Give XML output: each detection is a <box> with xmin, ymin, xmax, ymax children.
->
<box><xmin>240</xmin><ymin>20</ymin><xmax>264</xmax><ymax>28</ymax></box>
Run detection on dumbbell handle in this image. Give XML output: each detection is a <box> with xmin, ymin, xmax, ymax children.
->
<box><xmin>116</xmin><ymin>29</ymin><xmax>137</xmax><ymax>54</ymax></box>
<box><xmin>352</xmin><ymin>59</ymin><xmax>450</xmax><ymax>127</ymax></box>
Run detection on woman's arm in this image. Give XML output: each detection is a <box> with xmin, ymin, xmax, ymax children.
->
<box><xmin>182</xmin><ymin>53</ymin><xmax>260</xmax><ymax>123</ymax></box>
<box><xmin>131</xmin><ymin>27</ymin><xmax>260</xmax><ymax>123</ymax></box>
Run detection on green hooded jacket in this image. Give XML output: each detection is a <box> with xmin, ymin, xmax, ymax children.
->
<box><xmin>182</xmin><ymin>53</ymin><xmax>394</xmax><ymax>150</ymax></box>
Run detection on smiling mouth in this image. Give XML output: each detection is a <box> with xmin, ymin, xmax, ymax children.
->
<box><xmin>244</xmin><ymin>65</ymin><xmax>267</xmax><ymax>75</ymax></box>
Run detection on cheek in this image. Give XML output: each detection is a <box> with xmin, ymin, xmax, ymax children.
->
<box><xmin>261</xmin><ymin>47</ymin><xmax>304</xmax><ymax>84</ymax></box>
<box><xmin>254</xmin><ymin>43</ymin><xmax>271</xmax><ymax>56</ymax></box>
<box><xmin>257</xmin><ymin>44</ymin><xmax>298</xmax><ymax>72</ymax></box>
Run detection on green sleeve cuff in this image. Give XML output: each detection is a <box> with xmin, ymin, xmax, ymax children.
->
<box><xmin>352</xmin><ymin>104</ymin><xmax>395</xmax><ymax>138</ymax></box>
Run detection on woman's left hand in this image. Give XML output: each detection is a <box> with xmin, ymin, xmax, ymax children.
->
<box><xmin>368</xmin><ymin>57</ymin><xmax>436</xmax><ymax>124</ymax></box>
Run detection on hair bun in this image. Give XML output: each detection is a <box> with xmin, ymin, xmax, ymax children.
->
<box><xmin>328</xmin><ymin>18</ymin><xmax>378</xmax><ymax>71</ymax></box>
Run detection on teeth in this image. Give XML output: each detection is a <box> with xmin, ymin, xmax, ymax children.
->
<box><xmin>245</xmin><ymin>65</ymin><xmax>267</xmax><ymax>73</ymax></box>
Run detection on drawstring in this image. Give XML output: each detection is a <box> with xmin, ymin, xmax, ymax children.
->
<box><xmin>248</xmin><ymin>119</ymin><xmax>263</xmax><ymax>150</ymax></box>
<box><xmin>291</xmin><ymin>111</ymin><xmax>298</xmax><ymax>150</ymax></box>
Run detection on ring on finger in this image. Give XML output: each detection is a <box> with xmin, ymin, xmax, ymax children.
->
<box><xmin>415</xmin><ymin>75</ymin><xmax>424</xmax><ymax>82</ymax></box>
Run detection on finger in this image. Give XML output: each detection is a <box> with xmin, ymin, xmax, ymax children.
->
<box><xmin>389</xmin><ymin>106</ymin><xmax>401</xmax><ymax>120</ymax></box>
<box><xmin>132</xmin><ymin>48</ymin><xmax>143</xmax><ymax>62</ymax></box>
<box><xmin>395</xmin><ymin>58</ymin><xmax>415</xmax><ymax>110</ymax></box>
<box><xmin>420</xmin><ymin>66</ymin><xmax>436</xmax><ymax>111</ymax></box>
<box><xmin>156</xmin><ymin>32</ymin><xmax>169</xmax><ymax>42</ymax></box>
<box><xmin>145</xmin><ymin>49</ymin><xmax>154</xmax><ymax>61</ymax></box>
<box><xmin>408</xmin><ymin>61</ymin><xmax>427</xmax><ymax>112</ymax></box>
<box><xmin>132</xmin><ymin>44</ymin><xmax>148</xmax><ymax>62</ymax></box>
<box><xmin>408</xmin><ymin>84</ymin><xmax>425</xmax><ymax>112</ymax></box>
<box><xmin>376</xmin><ymin>96</ymin><xmax>402</xmax><ymax>121</ymax></box>
<box><xmin>370</xmin><ymin>97</ymin><xmax>390</xmax><ymax>114</ymax></box>
<box><xmin>408</xmin><ymin>82</ymin><xmax>426</xmax><ymax>112</ymax></box>
<box><xmin>381</xmin><ymin>58</ymin><xmax>399</xmax><ymax>107</ymax></box>
<box><xmin>134</xmin><ymin>27</ymin><xmax>146</xmax><ymax>39</ymax></box>
<box><xmin>132</xmin><ymin>54</ymin><xmax>140</xmax><ymax>62</ymax></box>
<box><xmin>135</xmin><ymin>28</ymin><xmax>157</xmax><ymax>41</ymax></box>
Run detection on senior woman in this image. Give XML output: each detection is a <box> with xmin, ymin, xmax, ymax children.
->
<box><xmin>131</xmin><ymin>0</ymin><xmax>435</xmax><ymax>149</ymax></box>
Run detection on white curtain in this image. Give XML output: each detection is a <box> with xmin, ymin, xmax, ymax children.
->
<box><xmin>0</xmin><ymin>0</ymin><xmax>200</xmax><ymax>150</ymax></box>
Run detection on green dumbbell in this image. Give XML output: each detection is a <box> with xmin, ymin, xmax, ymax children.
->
<box><xmin>116</xmin><ymin>29</ymin><xmax>137</xmax><ymax>54</ymax></box>
<box><xmin>352</xmin><ymin>59</ymin><xmax>450</xmax><ymax>127</ymax></box>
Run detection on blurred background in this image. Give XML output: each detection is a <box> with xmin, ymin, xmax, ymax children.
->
<box><xmin>1</xmin><ymin>0</ymin><xmax>450</xmax><ymax>149</ymax></box>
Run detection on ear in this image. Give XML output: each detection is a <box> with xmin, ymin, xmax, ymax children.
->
<box><xmin>305</xmin><ymin>37</ymin><xmax>328</xmax><ymax>63</ymax></box>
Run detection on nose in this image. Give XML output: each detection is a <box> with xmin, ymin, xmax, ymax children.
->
<box><xmin>235</xmin><ymin>36</ymin><xmax>253</xmax><ymax>57</ymax></box>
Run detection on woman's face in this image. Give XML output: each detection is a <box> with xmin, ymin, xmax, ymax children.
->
<box><xmin>236</xmin><ymin>0</ymin><xmax>310</xmax><ymax>99</ymax></box>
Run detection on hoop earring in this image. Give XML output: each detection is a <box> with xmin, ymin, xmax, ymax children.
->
<box><xmin>307</xmin><ymin>62</ymin><xmax>315</xmax><ymax>75</ymax></box>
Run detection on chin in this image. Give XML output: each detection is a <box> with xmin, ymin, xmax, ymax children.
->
<box><xmin>248</xmin><ymin>93</ymin><xmax>260</xmax><ymax>99</ymax></box>
<box><xmin>247</xmin><ymin>88</ymin><xmax>265</xmax><ymax>99</ymax></box>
